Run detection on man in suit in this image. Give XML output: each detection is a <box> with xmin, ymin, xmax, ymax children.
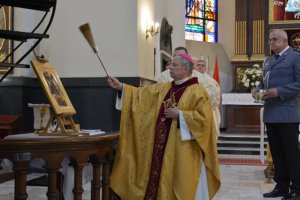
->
<box><xmin>260</xmin><ymin>29</ymin><xmax>300</xmax><ymax>200</ymax></box>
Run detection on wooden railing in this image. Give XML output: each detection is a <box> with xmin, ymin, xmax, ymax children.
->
<box><xmin>0</xmin><ymin>133</ymin><xmax>119</xmax><ymax>200</ymax></box>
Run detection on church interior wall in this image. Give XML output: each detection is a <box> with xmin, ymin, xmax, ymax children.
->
<box><xmin>138</xmin><ymin>0</ymin><xmax>186</xmax><ymax>81</ymax></box>
<box><xmin>49</xmin><ymin>0</ymin><xmax>139</xmax><ymax>78</ymax></box>
<box><xmin>137</xmin><ymin>0</ymin><xmax>156</xmax><ymax>80</ymax></box>
<box><xmin>218</xmin><ymin>0</ymin><xmax>235</xmax><ymax>60</ymax></box>
<box><xmin>218</xmin><ymin>0</ymin><xmax>235</xmax><ymax>92</ymax></box>
<box><xmin>186</xmin><ymin>41</ymin><xmax>233</xmax><ymax>93</ymax></box>
<box><xmin>0</xmin><ymin>0</ymin><xmax>238</xmax><ymax>132</ymax></box>
<box><xmin>11</xmin><ymin>8</ymin><xmax>45</xmax><ymax>77</ymax></box>
<box><xmin>186</xmin><ymin>0</ymin><xmax>235</xmax><ymax>93</ymax></box>
<box><xmin>13</xmin><ymin>0</ymin><xmax>139</xmax><ymax>78</ymax></box>
<box><xmin>9</xmin><ymin>0</ymin><xmax>236</xmax><ymax>80</ymax></box>
<box><xmin>165</xmin><ymin>0</ymin><xmax>186</xmax><ymax>50</ymax></box>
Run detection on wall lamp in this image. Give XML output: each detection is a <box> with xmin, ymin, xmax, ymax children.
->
<box><xmin>146</xmin><ymin>22</ymin><xmax>159</xmax><ymax>39</ymax></box>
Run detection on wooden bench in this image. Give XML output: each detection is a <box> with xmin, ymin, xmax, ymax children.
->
<box><xmin>0</xmin><ymin>116</ymin><xmax>22</xmax><ymax>138</ymax></box>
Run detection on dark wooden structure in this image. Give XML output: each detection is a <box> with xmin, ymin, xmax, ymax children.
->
<box><xmin>228</xmin><ymin>0</ymin><xmax>300</xmax><ymax>133</ymax></box>
<box><xmin>233</xmin><ymin>0</ymin><xmax>267</xmax><ymax>63</ymax></box>
<box><xmin>0</xmin><ymin>116</ymin><xmax>22</xmax><ymax>182</ymax></box>
<box><xmin>0</xmin><ymin>116</ymin><xmax>21</xmax><ymax>138</ymax></box>
<box><xmin>232</xmin><ymin>0</ymin><xmax>267</xmax><ymax>84</ymax></box>
<box><xmin>232</xmin><ymin>0</ymin><xmax>300</xmax><ymax>85</ymax></box>
<box><xmin>0</xmin><ymin>133</ymin><xmax>118</xmax><ymax>200</ymax></box>
<box><xmin>226</xmin><ymin>105</ymin><xmax>262</xmax><ymax>133</ymax></box>
<box><xmin>0</xmin><ymin>77</ymin><xmax>142</xmax><ymax>133</ymax></box>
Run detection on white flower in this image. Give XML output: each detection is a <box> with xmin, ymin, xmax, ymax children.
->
<box><xmin>241</xmin><ymin>77</ymin><xmax>246</xmax><ymax>83</ymax></box>
<box><xmin>239</xmin><ymin>63</ymin><xmax>262</xmax><ymax>92</ymax></box>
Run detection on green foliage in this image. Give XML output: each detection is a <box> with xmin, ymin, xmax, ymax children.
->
<box><xmin>231</xmin><ymin>83</ymin><xmax>252</xmax><ymax>93</ymax></box>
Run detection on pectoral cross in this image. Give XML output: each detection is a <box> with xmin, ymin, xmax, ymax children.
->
<box><xmin>162</xmin><ymin>93</ymin><xmax>177</xmax><ymax>110</ymax></box>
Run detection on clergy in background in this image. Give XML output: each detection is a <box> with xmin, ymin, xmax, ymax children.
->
<box><xmin>107</xmin><ymin>53</ymin><xmax>220</xmax><ymax>200</ymax></box>
<box><xmin>193</xmin><ymin>58</ymin><xmax>221</xmax><ymax>137</ymax></box>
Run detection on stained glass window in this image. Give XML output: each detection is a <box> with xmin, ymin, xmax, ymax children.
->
<box><xmin>185</xmin><ymin>0</ymin><xmax>218</xmax><ymax>42</ymax></box>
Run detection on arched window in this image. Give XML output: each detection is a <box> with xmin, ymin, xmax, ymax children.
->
<box><xmin>185</xmin><ymin>0</ymin><xmax>218</xmax><ymax>42</ymax></box>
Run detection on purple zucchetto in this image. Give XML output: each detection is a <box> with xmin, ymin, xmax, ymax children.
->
<box><xmin>178</xmin><ymin>53</ymin><xmax>195</xmax><ymax>64</ymax></box>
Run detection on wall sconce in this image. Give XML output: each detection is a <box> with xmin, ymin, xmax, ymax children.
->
<box><xmin>146</xmin><ymin>22</ymin><xmax>159</xmax><ymax>39</ymax></box>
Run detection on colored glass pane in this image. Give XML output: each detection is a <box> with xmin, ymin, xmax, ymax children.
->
<box><xmin>185</xmin><ymin>0</ymin><xmax>217</xmax><ymax>42</ymax></box>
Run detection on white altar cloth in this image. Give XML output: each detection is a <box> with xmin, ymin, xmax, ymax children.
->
<box><xmin>5</xmin><ymin>133</ymin><xmax>67</xmax><ymax>139</ymax></box>
<box><xmin>222</xmin><ymin>93</ymin><xmax>263</xmax><ymax>105</ymax></box>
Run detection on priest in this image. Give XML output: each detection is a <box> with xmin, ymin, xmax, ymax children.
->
<box><xmin>107</xmin><ymin>53</ymin><xmax>220</xmax><ymax>200</ymax></box>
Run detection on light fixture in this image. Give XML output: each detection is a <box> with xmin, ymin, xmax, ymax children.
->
<box><xmin>146</xmin><ymin>22</ymin><xmax>159</xmax><ymax>39</ymax></box>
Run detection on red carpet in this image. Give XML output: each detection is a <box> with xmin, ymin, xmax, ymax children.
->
<box><xmin>219</xmin><ymin>158</ymin><xmax>267</xmax><ymax>166</ymax></box>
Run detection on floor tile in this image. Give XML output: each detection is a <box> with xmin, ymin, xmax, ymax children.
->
<box><xmin>0</xmin><ymin>164</ymin><xmax>277</xmax><ymax>200</ymax></box>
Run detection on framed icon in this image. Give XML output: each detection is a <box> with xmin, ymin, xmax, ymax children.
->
<box><xmin>0</xmin><ymin>6</ymin><xmax>13</xmax><ymax>74</ymax></box>
<box><xmin>31</xmin><ymin>60</ymin><xmax>76</xmax><ymax>115</ymax></box>
<box><xmin>269</xmin><ymin>0</ymin><xmax>300</xmax><ymax>24</ymax></box>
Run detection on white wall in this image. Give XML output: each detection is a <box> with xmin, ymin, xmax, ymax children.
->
<box><xmin>137</xmin><ymin>0</ymin><xmax>186</xmax><ymax>80</ymax></box>
<box><xmin>12</xmin><ymin>8</ymin><xmax>44</xmax><ymax>77</ymax></box>
<box><xmin>217</xmin><ymin>0</ymin><xmax>235</xmax><ymax>92</ymax></box>
<box><xmin>218</xmin><ymin>0</ymin><xmax>235</xmax><ymax>60</ymax></box>
<box><xmin>13</xmin><ymin>0</ymin><xmax>138</xmax><ymax>78</ymax></box>
<box><xmin>186</xmin><ymin>41</ymin><xmax>233</xmax><ymax>92</ymax></box>
<box><xmin>10</xmin><ymin>0</ymin><xmax>236</xmax><ymax>81</ymax></box>
<box><xmin>153</xmin><ymin>0</ymin><xmax>167</xmax><ymax>80</ymax></box>
<box><xmin>137</xmin><ymin>0</ymin><xmax>155</xmax><ymax>80</ymax></box>
<box><xmin>152</xmin><ymin>0</ymin><xmax>186</xmax><ymax>80</ymax></box>
<box><xmin>166</xmin><ymin>0</ymin><xmax>186</xmax><ymax>49</ymax></box>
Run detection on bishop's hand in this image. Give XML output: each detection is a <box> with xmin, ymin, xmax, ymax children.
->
<box><xmin>164</xmin><ymin>104</ymin><xmax>180</xmax><ymax>119</ymax></box>
<box><xmin>107</xmin><ymin>76</ymin><xmax>123</xmax><ymax>90</ymax></box>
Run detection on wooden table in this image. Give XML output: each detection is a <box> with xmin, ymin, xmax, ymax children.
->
<box><xmin>226</xmin><ymin>105</ymin><xmax>262</xmax><ymax>133</ymax></box>
<box><xmin>222</xmin><ymin>93</ymin><xmax>263</xmax><ymax>133</ymax></box>
<box><xmin>0</xmin><ymin>133</ymin><xmax>119</xmax><ymax>200</ymax></box>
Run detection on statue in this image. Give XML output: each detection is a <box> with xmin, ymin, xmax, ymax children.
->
<box><xmin>159</xmin><ymin>18</ymin><xmax>173</xmax><ymax>71</ymax></box>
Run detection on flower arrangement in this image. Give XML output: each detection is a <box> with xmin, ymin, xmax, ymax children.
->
<box><xmin>233</xmin><ymin>64</ymin><xmax>263</xmax><ymax>93</ymax></box>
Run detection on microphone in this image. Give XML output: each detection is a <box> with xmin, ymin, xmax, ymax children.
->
<box><xmin>79</xmin><ymin>23</ymin><xmax>109</xmax><ymax>76</ymax></box>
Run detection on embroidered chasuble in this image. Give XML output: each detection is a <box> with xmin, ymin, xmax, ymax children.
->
<box><xmin>110</xmin><ymin>77</ymin><xmax>220</xmax><ymax>200</ymax></box>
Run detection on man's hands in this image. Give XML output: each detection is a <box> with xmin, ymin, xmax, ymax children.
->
<box><xmin>107</xmin><ymin>76</ymin><xmax>123</xmax><ymax>90</ymax></box>
<box><xmin>164</xmin><ymin>104</ymin><xmax>180</xmax><ymax>119</ymax></box>
<box><xmin>262</xmin><ymin>88</ymin><xmax>278</xmax><ymax>100</ymax></box>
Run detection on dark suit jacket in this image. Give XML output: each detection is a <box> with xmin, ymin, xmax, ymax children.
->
<box><xmin>259</xmin><ymin>47</ymin><xmax>300</xmax><ymax>123</ymax></box>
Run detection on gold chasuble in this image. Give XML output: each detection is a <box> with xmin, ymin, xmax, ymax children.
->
<box><xmin>110</xmin><ymin>77</ymin><xmax>220</xmax><ymax>200</ymax></box>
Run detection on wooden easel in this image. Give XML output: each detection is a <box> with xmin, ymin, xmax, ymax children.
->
<box><xmin>37</xmin><ymin>112</ymin><xmax>79</xmax><ymax>136</ymax></box>
<box><xmin>31</xmin><ymin>58</ymin><xmax>81</xmax><ymax>136</ymax></box>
